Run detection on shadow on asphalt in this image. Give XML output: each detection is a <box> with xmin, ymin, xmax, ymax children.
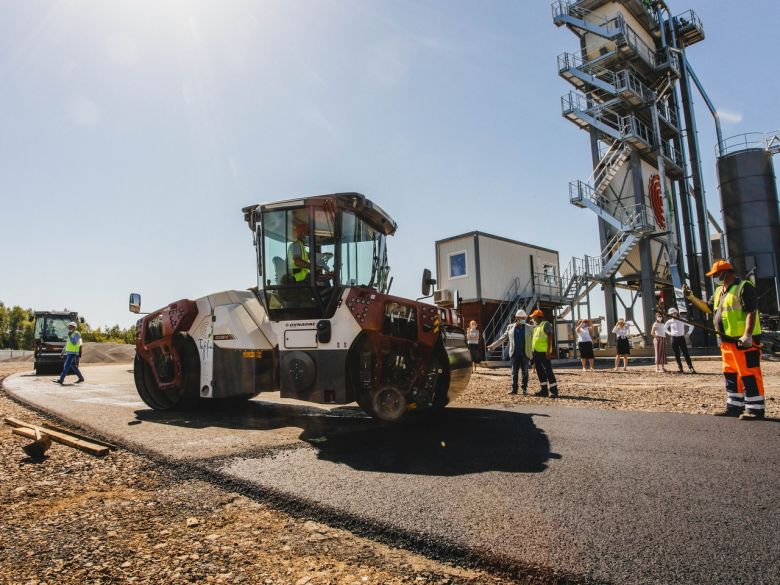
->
<box><xmin>134</xmin><ymin>403</ymin><xmax>556</xmax><ymax>476</ymax></box>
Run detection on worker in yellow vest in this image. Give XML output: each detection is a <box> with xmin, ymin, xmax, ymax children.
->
<box><xmin>683</xmin><ymin>259</ymin><xmax>764</xmax><ymax>419</ymax></box>
<box><xmin>54</xmin><ymin>321</ymin><xmax>84</xmax><ymax>385</ymax></box>
<box><xmin>529</xmin><ymin>309</ymin><xmax>558</xmax><ymax>398</ymax></box>
<box><xmin>287</xmin><ymin>221</ymin><xmax>311</xmax><ymax>282</ymax></box>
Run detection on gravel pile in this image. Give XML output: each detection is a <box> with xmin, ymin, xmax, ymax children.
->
<box><xmin>6</xmin><ymin>342</ymin><xmax>135</xmax><ymax>364</ymax></box>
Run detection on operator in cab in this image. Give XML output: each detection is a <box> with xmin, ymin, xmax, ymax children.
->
<box><xmin>287</xmin><ymin>221</ymin><xmax>310</xmax><ymax>283</ymax></box>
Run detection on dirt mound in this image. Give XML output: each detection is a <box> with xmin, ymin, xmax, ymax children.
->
<box><xmin>8</xmin><ymin>342</ymin><xmax>135</xmax><ymax>364</ymax></box>
<box><xmin>81</xmin><ymin>342</ymin><xmax>136</xmax><ymax>364</ymax></box>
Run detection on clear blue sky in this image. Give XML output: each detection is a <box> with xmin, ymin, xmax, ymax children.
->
<box><xmin>1</xmin><ymin>0</ymin><xmax>777</xmax><ymax>329</ymax></box>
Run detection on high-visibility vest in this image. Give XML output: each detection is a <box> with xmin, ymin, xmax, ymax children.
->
<box><xmin>713</xmin><ymin>279</ymin><xmax>761</xmax><ymax>338</ymax></box>
<box><xmin>287</xmin><ymin>239</ymin><xmax>310</xmax><ymax>282</ymax></box>
<box><xmin>65</xmin><ymin>332</ymin><xmax>81</xmax><ymax>353</ymax></box>
<box><xmin>532</xmin><ymin>321</ymin><xmax>550</xmax><ymax>352</ymax></box>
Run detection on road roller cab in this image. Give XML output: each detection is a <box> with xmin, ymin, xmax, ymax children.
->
<box><xmin>131</xmin><ymin>193</ymin><xmax>471</xmax><ymax>422</ymax></box>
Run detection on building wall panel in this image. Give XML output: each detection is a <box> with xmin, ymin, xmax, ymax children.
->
<box><xmin>436</xmin><ymin>235</ymin><xmax>478</xmax><ymax>301</ymax></box>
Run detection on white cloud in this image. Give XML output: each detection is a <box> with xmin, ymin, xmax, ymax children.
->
<box><xmin>717</xmin><ymin>109</ymin><xmax>743</xmax><ymax>125</ymax></box>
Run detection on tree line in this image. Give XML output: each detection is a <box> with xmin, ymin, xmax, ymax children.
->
<box><xmin>0</xmin><ymin>302</ymin><xmax>136</xmax><ymax>350</ymax></box>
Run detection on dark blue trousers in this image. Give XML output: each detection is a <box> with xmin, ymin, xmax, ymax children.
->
<box><xmin>511</xmin><ymin>354</ymin><xmax>530</xmax><ymax>393</ymax></box>
<box><xmin>58</xmin><ymin>353</ymin><xmax>84</xmax><ymax>383</ymax></box>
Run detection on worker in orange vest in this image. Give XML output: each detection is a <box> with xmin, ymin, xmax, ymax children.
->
<box><xmin>683</xmin><ymin>260</ymin><xmax>764</xmax><ymax>419</ymax></box>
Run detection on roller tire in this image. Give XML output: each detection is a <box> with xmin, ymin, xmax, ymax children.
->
<box><xmin>370</xmin><ymin>385</ymin><xmax>407</xmax><ymax>423</ymax></box>
<box><xmin>134</xmin><ymin>353</ymin><xmax>167</xmax><ymax>410</ymax></box>
<box><xmin>430</xmin><ymin>346</ymin><xmax>451</xmax><ymax>412</ymax></box>
<box><xmin>133</xmin><ymin>337</ymin><xmax>200</xmax><ymax>411</ymax></box>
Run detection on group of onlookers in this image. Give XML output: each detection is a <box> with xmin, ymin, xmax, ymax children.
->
<box><xmin>650</xmin><ymin>308</ymin><xmax>695</xmax><ymax>373</ymax></box>
<box><xmin>464</xmin><ymin>259</ymin><xmax>766</xmax><ymax>420</ymax></box>
<box><xmin>572</xmin><ymin>310</ymin><xmax>695</xmax><ymax>373</ymax></box>
<box><xmin>468</xmin><ymin>309</ymin><xmax>558</xmax><ymax>397</ymax></box>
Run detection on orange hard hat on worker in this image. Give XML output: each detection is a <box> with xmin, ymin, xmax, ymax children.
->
<box><xmin>705</xmin><ymin>259</ymin><xmax>734</xmax><ymax>277</ymax></box>
<box><xmin>530</xmin><ymin>309</ymin><xmax>545</xmax><ymax>318</ymax></box>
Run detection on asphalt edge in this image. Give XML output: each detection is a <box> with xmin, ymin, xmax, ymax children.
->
<box><xmin>1</xmin><ymin>370</ymin><xmax>607</xmax><ymax>585</ymax></box>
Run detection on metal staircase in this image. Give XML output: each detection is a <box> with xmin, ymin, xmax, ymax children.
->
<box><xmin>552</xmin><ymin>0</ymin><xmax>694</xmax><ymax>328</ymax></box>
<box><xmin>482</xmin><ymin>275</ymin><xmax>540</xmax><ymax>361</ymax></box>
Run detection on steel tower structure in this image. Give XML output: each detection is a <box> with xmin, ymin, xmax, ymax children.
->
<box><xmin>552</xmin><ymin>0</ymin><xmax>708</xmax><ymax>343</ymax></box>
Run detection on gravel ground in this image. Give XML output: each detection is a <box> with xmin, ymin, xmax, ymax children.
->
<box><xmin>2</xmin><ymin>354</ymin><xmax>778</xmax><ymax>584</ymax></box>
<box><xmin>460</xmin><ymin>358</ymin><xmax>780</xmax><ymax>418</ymax></box>
<box><xmin>0</xmin><ymin>362</ymin><xmax>546</xmax><ymax>585</ymax></box>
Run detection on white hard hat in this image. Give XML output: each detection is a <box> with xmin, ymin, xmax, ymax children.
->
<box><xmin>67</xmin><ymin>321</ymin><xmax>77</xmax><ymax>328</ymax></box>
<box><xmin>667</xmin><ymin>307</ymin><xmax>678</xmax><ymax>316</ymax></box>
<box><xmin>515</xmin><ymin>309</ymin><xmax>527</xmax><ymax>319</ymax></box>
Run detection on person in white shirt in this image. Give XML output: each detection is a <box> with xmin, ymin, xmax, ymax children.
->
<box><xmin>612</xmin><ymin>318</ymin><xmax>630</xmax><ymax>371</ymax></box>
<box><xmin>664</xmin><ymin>307</ymin><xmax>695</xmax><ymax>373</ymax></box>
<box><xmin>576</xmin><ymin>319</ymin><xmax>595</xmax><ymax>371</ymax></box>
<box><xmin>651</xmin><ymin>312</ymin><xmax>668</xmax><ymax>373</ymax></box>
<box><xmin>466</xmin><ymin>320</ymin><xmax>480</xmax><ymax>372</ymax></box>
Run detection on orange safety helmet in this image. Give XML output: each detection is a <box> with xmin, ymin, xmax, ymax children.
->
<box><xmin>529</xmin><ymin>309</ymin><xmax>545</xmax><ymax>318</ymax></box>
<box><xmin>705</xmin><ymin>259</ymin><xmax>734</xmax><ymax>277</ymax></box>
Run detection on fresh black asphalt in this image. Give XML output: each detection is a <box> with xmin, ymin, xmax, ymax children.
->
<box><xmin>214</xmin><ymin>405</ymin><xmax>780</xmax><ymax>585</ymax></box>
<box><xmin>5</xmin><ymin>370</ymin><xmax>779</xmax><ymax>584</ymax></box>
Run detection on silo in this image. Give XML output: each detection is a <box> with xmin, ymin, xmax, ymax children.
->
<box><xmin>717</xmin><ymin>136</ymin><xmax>780</xmax><ymax>318</ymax></box>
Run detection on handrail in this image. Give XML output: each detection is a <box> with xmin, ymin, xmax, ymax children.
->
<box><xmin>660</xmin><ymin>140</ymin><xmax>683</xmax><ymax>167</ymax></box>
<box><xmin>614</xmin><ymin>68</ymin><xmax>654</xmax><ymax>103</ymax></box>
<box><xmin>483</xmin><ymin>273</ymin><xmax>536</xmax><ymax>352</ymax></box>
<box><xmin>558</xmin><ymin>52</ymin><xmax>618</xmax><ymax>87</ymax></box>
<box><xmin>562</xmin><ymin>91</ymin><xmax>624</xmax><ymax>132</ymax></box>
<box><xmin>621</xmin><ymin>114</ymin><xmax>655</xmax><ymax>147</ymax></box>
<box><xmin>588</xmin><ymin>142</ymin><xmax>627</xmax><ymax>188</ymax></box>
<box><xmin>552</xmin><ymin>0</ymin><xmax>619</xmax><ymax>30</ymax></box>
<box><xmin>674</xmin><ymin>10</ymin><xmax>704</xmax><ymax>36</ymax></box>
<box><xmin>717</xmin><ymin>131</ymin><xmax>780</xmax><ymax>157</ymax></box>
<box><xmin>482</xmin><ymin>277</ymin><xmax>521</xmax><ymax>348</ymax></box>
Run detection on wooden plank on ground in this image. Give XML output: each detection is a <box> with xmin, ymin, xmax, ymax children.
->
<box><xmin>5</xmin><ymin>416</ymin><xmax>116</xmax><ymax>450</ymax></box>
<box><xmin>41</xmin><ymin>422</ymin><xmax>117</xmax><ymax>450</ymax></box>
<box><xmin>5</xmin><ymin>418</ymin><xmax>110</xmax><ymax>456</ymax></box>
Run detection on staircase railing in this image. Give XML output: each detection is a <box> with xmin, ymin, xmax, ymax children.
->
<box><xmin>552</xmin><ymin>1</ymin><xmax>621</xmax><ymax>32</ymax></box>
<box><xmin>562</xmin><ymin>91</ymin><xmax>624</xmax><ymax>132</ymax></box>
<box><xmin>482</xmin><ymin>276</ymin><xmax>521</xmax><ymax>353</ymax></box>
<box><xmin>483</xmin><ymin>274</ymin><xmax>537</xmax><ymax>360</ymax></box>
<box><xmin>587</xmin><ymin>141</ymin><xmax>628</xmax><ymax>190</ymax></box>
<box><xmin>614</xmin><ymin>68</ymin><xmax>654</xmax><ymax>103</ymax></box>
<box><xmin>558</xmin><ymin>52</ymin><xmax>618</xmax><ymax>86</ymax></box>
<box><xmin>620</xmin><ymin>114</ymin><xmax>655</xmax><ymax>147</ymax></box>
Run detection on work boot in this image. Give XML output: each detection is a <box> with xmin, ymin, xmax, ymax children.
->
<box><xmin>740</xmin><ymin>410</ymin><xmax>765</xmax><ymax>420</ymax></box>
<box><xmin>714</xmin><ymin>408</ymin><xmax>742</xmax><ymax>418</ymax></box>
<box><xmin>533</xmin><ymin>389</ymin><xmax>549</xmax><ymax>398</ymax></box>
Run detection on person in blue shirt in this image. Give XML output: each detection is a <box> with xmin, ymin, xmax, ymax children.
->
<box><xmin>54</xmin><ymin>322</ymin><xmax>84</xmax><ymax>385</ymax></box>
<box><xmin>488</xmin><ymin>309</ymin><xmax>533</xmax><ymax>395</ymax></box>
